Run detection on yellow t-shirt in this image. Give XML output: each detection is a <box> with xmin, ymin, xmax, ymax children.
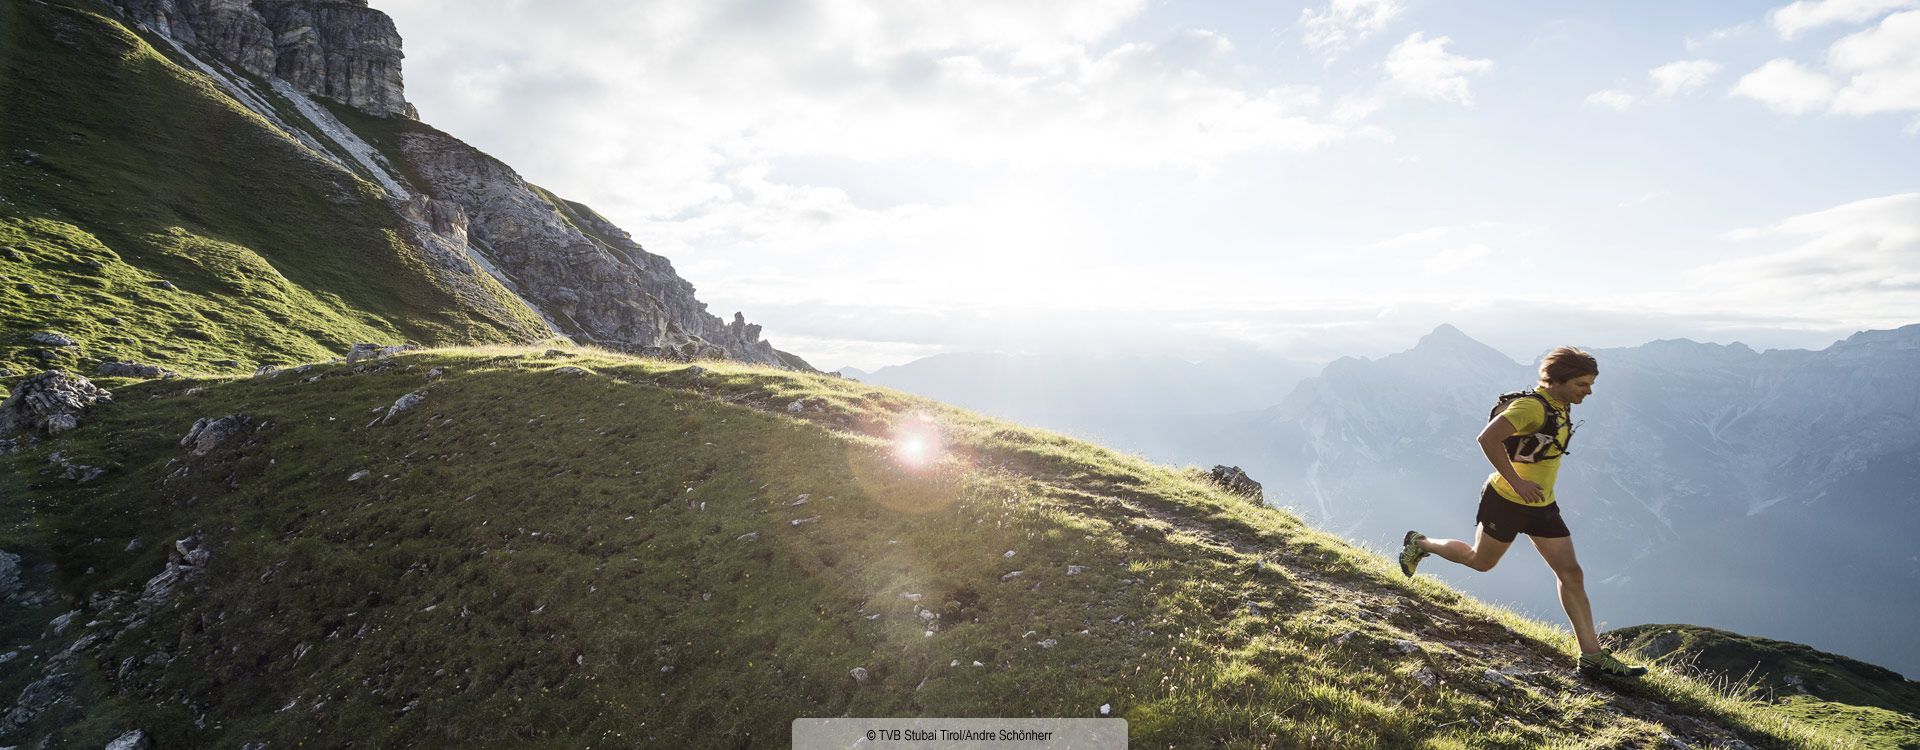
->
<box><xmin>1486</xmin><ymin>387</ymin><xmax>1570</xmax><ymax>507</ymax></box>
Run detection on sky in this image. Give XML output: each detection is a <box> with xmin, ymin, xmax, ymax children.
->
<box><xmin>381</xmin><ymin>0</ymin><xmax>1920</xmax><ymax>370</ymax></box>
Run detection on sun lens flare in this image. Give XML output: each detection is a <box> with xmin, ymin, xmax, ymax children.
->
<box><xmin>892</xmin><ymin>412</ymin><xmax>944</xmax><ymax>468</ymax></box>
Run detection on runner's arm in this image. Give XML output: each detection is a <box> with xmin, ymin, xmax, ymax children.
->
<box><xmin>1477</xmin><ymin>418</ymin><xmax>1545</xmax><ymax>503</ymax></box>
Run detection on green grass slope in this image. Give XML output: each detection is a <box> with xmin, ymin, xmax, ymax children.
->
<box><xmin>2</xmin><ymin>347</ymin><xmax>1899</xmax><ymax>749</ymax></box>
<box><xmin>0</xmin><ymin>0</ymin><xmax>547</xmax><ymax>385</ymax></box>
<box><xmin>1615</xmin><ymin>624</ymin><xmax>1920</xmax><ymax>749</ymax></box>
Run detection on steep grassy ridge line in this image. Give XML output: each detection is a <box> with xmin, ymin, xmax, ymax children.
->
<box><xmin>2</xmin><ymin>348</ymin><xmax>1880</xmax><ymax>748</ymax></box>
<box><xmin>0</xmin><ymin>0</ymin><xmax>546</xmax><ymax>386</ymax></box>
<box><xmin>1613</xmin><ymin>625</ymin><xmax>1920</xmax><ymax>749</ymax></box>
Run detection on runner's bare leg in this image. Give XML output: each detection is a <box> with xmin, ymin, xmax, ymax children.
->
<box><xmin>1419</xmin><ymin>524</ymin><xmax>1511</xmax><ymax>572</ymax></box>
<box><xmin>1532</xmin><ymin>535</ymin><xmax>1602</xmax><ymax>654</ymax></box>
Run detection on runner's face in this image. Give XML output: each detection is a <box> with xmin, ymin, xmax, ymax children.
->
<box><xmin>1551</xmin><ymin>374</ymin><xmax>1596</xmax><ymax>404</ymax></box>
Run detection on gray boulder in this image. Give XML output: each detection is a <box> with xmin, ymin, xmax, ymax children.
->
<box><xmin>0</xmin><ymin>672</ymin><xmax>72</xmax><ymax>735</ymax></box>
<box><xmin>1206</xmin><ymin>465</ymin><xmax>1265</xmax><ymax>503</ymax></box>
<box><xmin>382</xmin><ymin>390</ymin><xmax>426</xmax><ymax>424</ymax></box>
<box><xmin>346</xmin><ymin>343</ymin><xmax>416</xmax><ymax>363</ymax></box>
<box><xmin>0</xmin><ymin>550</ymin><xmax>20</xmax><ymax>600</ymax></box>
<box><xmin>180</xmin><ymin>414</ymin><xmax>253</xmax><ymax>457</ymax></box>
<box><xmin>0</xmin><ymin>370</ymin><xmax>112</xmax><ymax>434</ymax></box>
<box><xmin>28</xmin><ymin>332</ymin><xmax>75</xmax><ymax>347</ymax></box>
<box><xmin>106</xmin><ymin>729</ymin><xmax>153</xmax><ymax>750</ymax></box>
<box><xmin>96</xmin><ymin>361</ymin><xmax>177</xmax><ymax>379</ymax></box>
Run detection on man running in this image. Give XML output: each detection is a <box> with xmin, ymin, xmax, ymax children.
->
<box><xmin>1398</xmin><ymin>346</ymin><xmax>1647</xmax><ymax>679</ymax></box>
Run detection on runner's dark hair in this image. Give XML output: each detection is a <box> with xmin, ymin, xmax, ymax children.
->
<box><xmin>1538</xmin><ymin>347</ymin><xmax>1597</xmax><ymax>385</ymax></box>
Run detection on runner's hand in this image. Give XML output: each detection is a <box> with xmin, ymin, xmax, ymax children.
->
<box><xmin>1511</xmin><ymin>479</ymin><xmax>1545</xmax><ymax>504</ymax></box>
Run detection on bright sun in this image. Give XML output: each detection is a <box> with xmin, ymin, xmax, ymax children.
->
<box><xmin>893</xmin><ymin>413</ymin><xmax>943</xmax><ymax>468</ymax></box>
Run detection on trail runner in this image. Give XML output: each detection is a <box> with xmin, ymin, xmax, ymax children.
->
<box><xmin>1398</xmin><ymin>346</ymin><xmax>1648</xmax><ymax>679</ymax></box>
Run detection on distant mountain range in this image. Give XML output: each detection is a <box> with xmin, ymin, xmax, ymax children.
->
<box><xmin>840</xmin><ymin>351</ymin><xmax>1315</xmax><ymax>458</ymax></box>
<box><xmin>854</xmin><ymin>324</ymin><xmax>1920</xmax><ymax>678</ymax></box>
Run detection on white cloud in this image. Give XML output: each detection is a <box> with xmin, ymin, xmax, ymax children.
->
<box><xmin>1385</xmin><ymin>32</ymin><xmax>1493</xmax><ymax>105</ymax></box>
<box><xmin>1300</xmin><ymin>0</ymin><xmax>1405</xmax><ymax>54</ymax></box>
<box><xmin>1731</xmin><ymin>58</ymin><xmax>1837</xmax><ymax>113</ymax></box>
<box><xmin>1827</xmin><ymin>10</ymin><xmax>1920</xmax><ymax>115</ymax></box>
<box><xmin>1686</xmin><ymin>22</ymin><xmax>1758</xmax><ymax>51</ymax></box>
<box><xmin>1768</xmin><ymin>0</ymin><xmax>1918</xmax><ymax>39</ymax></box>
<box><xmin>1733</xmin><ymin>12</ymin><xmax>1920</xmax><ymax>121</ymax></box>
<box><xmin>1585</xmin><ymin>89</ymin><xmax>1637</xmax><ymax>110</ymax></box>
<box><xmin>1650</xmin><ymin>59</ymin><xmax>1723</xmax><ymax>98</ymax></box>
<box><xmin>1368</xmin><ymin>222</ymin><xmax>1507</xmax><ymax>250</ymax></box>
<box><xmin>1618</xmin><ymin>191</ymin><xmax>1667</xmax><ymax>208</ymax></box>
<box><xmin>1424</xmin><ymin>243</ymin><xmax>1493</xmax><ymax>273</ymax></box>
<box><xmin>1701</xmin><ymin>193</ymin><xmax>1920</xmax><ymax>323</ymax></box>
<box><xmin>389</xmin><ymin>0</ymin><xmax>1357</xmax><ymax>208</ymax></box>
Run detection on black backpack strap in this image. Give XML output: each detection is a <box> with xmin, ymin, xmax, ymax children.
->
<box><xmin>1525</xmin><ymin>392</ymin><xmax>1573</xmax><ymax>456</ymax></box>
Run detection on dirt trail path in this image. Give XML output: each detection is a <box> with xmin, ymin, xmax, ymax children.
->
<box><xmin>1110</xmin><ymin>487</ymin><xmax>1768</xmax><ymax>749</ymax></box>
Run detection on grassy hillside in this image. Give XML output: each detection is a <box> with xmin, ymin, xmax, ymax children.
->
<box><xmin>0</xmin><ymin>0</ymin><xmax>546</xmax><ymax>386</ymax></box>
<box><xmin>2</xmin><ymin>347</ymin><xmax>1899</xmax><ymax>749</ymax></box>
<box><xmin>1615</xmin><ymin>624</ymin><xmax>1920</xmax><ymax>749</ymax></box>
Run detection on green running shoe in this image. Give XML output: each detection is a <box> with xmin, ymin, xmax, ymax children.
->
<box><xmin>1579</xmin><ymin>649</ymin><xmax>1649</xmax><ymax>678</ymax></box>
<box><xmin>1398</xmin><ymin>530</ymin><xmax>1429</xmax><ymax>577</ymax></box>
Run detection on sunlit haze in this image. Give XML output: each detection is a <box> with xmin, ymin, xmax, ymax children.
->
<box><xmin>384</xmin><ymin>0</ymin><xmax>1920</xmax><ymax>369</ymax></box>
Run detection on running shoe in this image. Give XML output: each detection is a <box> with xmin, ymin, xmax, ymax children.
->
<box><xmin>1579</xmin><ymin>649</ymin><xmax>1649</xmax><ymax>678</ymax></box>
<box><xmin>1398</xmin><ymin>530</ymin><xmax>1429</xmax><ymax>577</ymax></box>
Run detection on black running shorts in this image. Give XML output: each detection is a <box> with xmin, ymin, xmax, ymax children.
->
<box><xmin>1475</xmin><ymin>484</ymin><xmax>1570</xmax><ymax>543</ymax></box>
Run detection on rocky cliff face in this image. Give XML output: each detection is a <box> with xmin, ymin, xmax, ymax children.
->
<box><xmin>115</xmin><ymin>0</ymin><xmax>412</xmax><ymax>117</ymax></box>
<box><xmin>109</xmin><ymin>0</ymin><xmax>807</xmax><ymax>369</ymax></box>
<box><xmin>397</xmin><ymin>130</ymin><xmax>793</xmax><ymax>366</ymax></box>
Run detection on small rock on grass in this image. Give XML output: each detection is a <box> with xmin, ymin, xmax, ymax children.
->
<box><xmin>382</xmin><ymin>390</ymin><xmax>426</xmax><ymax>424</ymax></box>
<box><xmin>96</xmin><ymin>361</ymin><xmax>175</xmax><ymax>379</ymax></box>
<box><xmin>348</xmin><ymin>470</ymin><xmax>370</xmax><ymax>482</ymax></box>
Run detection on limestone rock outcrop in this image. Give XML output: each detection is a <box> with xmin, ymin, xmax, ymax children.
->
<box><xmin>114</xmin><ymin>0</ymin><xmax>413</xmax><ymax>117</ymax></box>
<box><xmin>0</xmin><ymin>371</ymin><xmax>113</xmax><ymax>435</ymax></box>
<box><xmin>396</xmin><ymin>129</ymin><xmax>794</xmax><ymax>366</ymax></box>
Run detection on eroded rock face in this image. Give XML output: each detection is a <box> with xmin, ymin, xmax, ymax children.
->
<box><xmin>0</xmin><ymin>371</ymin><xmax>113</xmax><ymax>435</ymax></box>
<box><xmin>108</xmin><ymin>0</ymin><xmax>808</xmax><ymax>370</ymax></box>
<box><xmin>396</xmin><ymin>129</ymin><xmax>794</xmax><ymax>366</ymax></box>
<box><xmin>255</xmin><ymin>1</ymin><xmax>411</xmax><ymax>117</ymax></box>
<box><xmin>113</xmin><ymin>0</ymin><xmax>413</xmax><ymax>117</ymax></box>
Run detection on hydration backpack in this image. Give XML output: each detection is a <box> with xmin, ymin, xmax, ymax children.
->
<box><xmin>1489</xmin><ymin>391</ymin><xmax>1575</xmax><ymax>463</ymax></box>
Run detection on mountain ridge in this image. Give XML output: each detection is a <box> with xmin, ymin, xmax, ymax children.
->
<box><xmin>89</xmin><ymin>0</ymin><xmax>807</xmax><ymax>370</ymax></box>
<box><xmin>1</xmin><ymin>1</ymin><xmax>1913</xmax><ymax>747</ymax></box>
